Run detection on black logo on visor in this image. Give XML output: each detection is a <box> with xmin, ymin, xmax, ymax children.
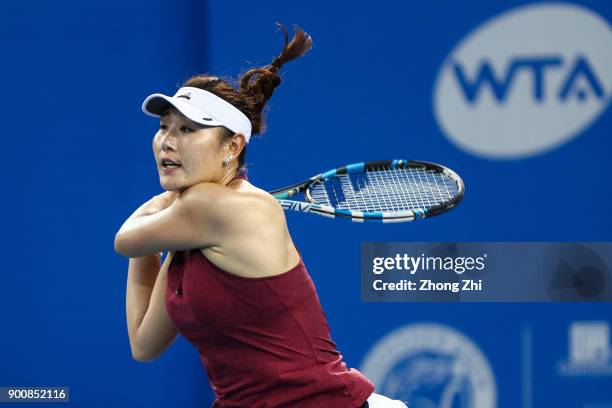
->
<box><xmin>177</xmin><ymin>94</ymin><xmax>191</xmax><ymax>100</ymax></box>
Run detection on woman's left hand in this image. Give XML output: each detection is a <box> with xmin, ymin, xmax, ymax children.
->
<box><xmin>140</xmin><ymin>191</ymin><xmax>180</xmax><ymax>216</ymax></box>
<box><xmin>118</xmin><ymin>191</ymin><xmax>180</xmax><ymax>231</ymax></box>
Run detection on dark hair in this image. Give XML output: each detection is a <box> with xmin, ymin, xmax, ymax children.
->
<box><xmin>182</xmin><ymin>23</ymin><xmax>312</xmax><ymax>172</ymax></box>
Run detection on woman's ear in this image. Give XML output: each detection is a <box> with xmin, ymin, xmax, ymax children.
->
<box><xmin>230</xmin><ymin>133</ymin><xmax>247</xmax><ymax>155</ymax></box>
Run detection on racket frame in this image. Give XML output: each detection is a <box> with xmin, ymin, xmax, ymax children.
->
<box><xmin>269</xmin><ymin>159</ymin><xmax>464</xmax><ymax>222</ymax></box>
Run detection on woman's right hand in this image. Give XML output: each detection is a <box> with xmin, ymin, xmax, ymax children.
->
<box><xmin>115</xmin><ymin>191</ymin><xmax>180</xmax><ymax>256</ymax></box>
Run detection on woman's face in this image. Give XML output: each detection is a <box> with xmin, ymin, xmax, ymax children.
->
<box><xmin>152</xmin><ymin>107</ymin><xmax>230</xmax><ymax>192</ymax></box>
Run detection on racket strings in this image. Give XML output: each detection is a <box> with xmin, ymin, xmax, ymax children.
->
<box><xmin>308</xmin><ymin>166</ymin><xmax>459</xmax><ymax>212</ymax></box>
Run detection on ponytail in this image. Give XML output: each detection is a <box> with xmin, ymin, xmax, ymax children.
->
<box><xmin>182</xmin><ymin>23</ymin><xmax>312</xmax><ymax>171</ymax></box>
<box><xmin>239</xmin><ymin>23</ymin><xmax>312</xmax><ymax>114</ymax></box>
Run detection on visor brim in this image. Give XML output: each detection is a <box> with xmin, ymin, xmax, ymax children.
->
<box><xmin>141</xmin><ymin>94</ymin><xmax>224</xmax><ymax>127</ymax></box>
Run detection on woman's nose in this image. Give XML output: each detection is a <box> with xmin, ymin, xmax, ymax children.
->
<box><xmin>161</xmin><ymin>141</ymin><xmax>175</xmax><ymax>152</ymax></box>
<box><xmin>159</xmin><ymin>132</ymin><xmax>177</xmax><ymax>152</ymax></box>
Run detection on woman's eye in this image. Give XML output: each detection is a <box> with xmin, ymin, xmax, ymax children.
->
<box><xmin>180</xmin><ymin>126</ymin><xmax>193</xmax><ymax>133</ymax></box>
<box><xmin>159</xmin><ymin>124</ymin><xmax>167</xmax><ymax>130</ymax></box>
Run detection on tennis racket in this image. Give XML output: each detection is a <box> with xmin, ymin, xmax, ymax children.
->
<box><xmin>269</xmin><ymin>159</ymin><xmax>464</xmax><ymax>223</ymax></box>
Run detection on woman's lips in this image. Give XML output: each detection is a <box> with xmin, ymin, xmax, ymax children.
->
<box><xmin>161</xmin><ymin>164</ymin><xmax>181</xmax><ymax>174</ymax></box>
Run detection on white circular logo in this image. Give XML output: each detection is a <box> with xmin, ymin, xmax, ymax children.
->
<box><xmin>433</xmin><ymin>3</ymin><xmax>612</xmax><ymax>159</ymax></box>
<box><xmin>360</xmin><ymin>323</ymin><xmax>496</xmax><ymax>408</ymax></box>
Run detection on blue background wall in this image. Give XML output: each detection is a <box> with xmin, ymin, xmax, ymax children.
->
<box><xmin>2</xmin><ymin>1</ymin><xmax>611</xmax><ymax>407</ymax></box>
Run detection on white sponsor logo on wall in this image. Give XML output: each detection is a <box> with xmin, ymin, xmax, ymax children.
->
<box><xmin>558</xmin><ymin>321</ymin><xmax>612</xmax><ymax>376</ymax></box>
<box><xmin>433</xmin><ymin>3</ymin><xmax>612</xmax><ymax>159</ymax></box>
<box><xmin>360</xmin><ymin>323</ymin><xmax>496</xmax><ymax>408</ymax></box>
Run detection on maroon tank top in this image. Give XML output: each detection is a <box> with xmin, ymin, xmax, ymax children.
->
<box><xmin>165</xmin><ymin>170</ymin><xmax>374</xmax><ymax>407</ymax></box>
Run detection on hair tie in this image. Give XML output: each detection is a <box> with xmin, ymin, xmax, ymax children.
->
<box><xmin>270</xmin><ymin>57</ymin><xmax>283</xmax><ymax>70</ymax></box>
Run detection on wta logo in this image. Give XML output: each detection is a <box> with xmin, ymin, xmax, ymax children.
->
<box><xmin>433</xmin><ymin>3</ymin><xmax>612</xmax><ymax>159</ymax></box>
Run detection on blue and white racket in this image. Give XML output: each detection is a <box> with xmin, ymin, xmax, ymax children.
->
<box><xmin>269</xmin><ymin>160</ymin><xmax>464</xmax><ymax>222</ymax></box>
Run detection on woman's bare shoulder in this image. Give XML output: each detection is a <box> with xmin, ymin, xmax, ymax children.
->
<box><xmin>188</xmin><ymin>180</ymin><xmax>286</xmax><ymax>233</ymax></box>
<box><xmin>200</xmin><ymin>182</ymin><xmax>297</xmax><ymax>277</ymax></box>
<box><xmin>181</xmin><ymin>181</ymin><xmax>278</xmax><ymax>213</ymax></box>
<box><xmin>231</xmin><ymin>181</ymin><xmax>283</xmax><ymax>212</ymax></box>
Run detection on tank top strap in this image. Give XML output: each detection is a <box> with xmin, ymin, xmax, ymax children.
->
<box><xmin>230</xmin><ymin>168</ymin><xmax>249</xmax><ymax>182</ymax></box>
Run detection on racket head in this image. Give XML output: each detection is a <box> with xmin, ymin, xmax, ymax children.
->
<box><xmin>300</xmin><ymin>159</ymin><xmax>464</xmax><ymax>222</ymax></box>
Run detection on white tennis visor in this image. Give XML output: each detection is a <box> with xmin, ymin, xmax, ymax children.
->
<box><xmin>142</xmin><ymin>86</ymin><xmax>252</xmax><ymax>142</ymax></box>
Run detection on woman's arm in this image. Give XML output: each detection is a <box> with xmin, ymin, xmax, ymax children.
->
<box><xmin>114</xmin><ymin>191</ymin><xmax>179</xmax><ymax>254</ymax></box>
<box><xmin>114</xmin><ymin>183</ymin><xmax>258</xmax><ymax>258</ymax></box>
<box><xmin>126</xmin><ymin>251</ymin><xmax>178</xmax><ymax>362</ymax></box>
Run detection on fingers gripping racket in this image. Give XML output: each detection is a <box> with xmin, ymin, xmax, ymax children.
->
<box><xmin>269</xmin><ymin>160</ymin><xmax>464</xmax><ymax>223</ymax></box>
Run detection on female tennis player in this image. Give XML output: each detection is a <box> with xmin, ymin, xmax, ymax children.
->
<box><xmin>114</xmin><ymin>24</ymin><xmax>407</xmax><ymax>408</ymax></box>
